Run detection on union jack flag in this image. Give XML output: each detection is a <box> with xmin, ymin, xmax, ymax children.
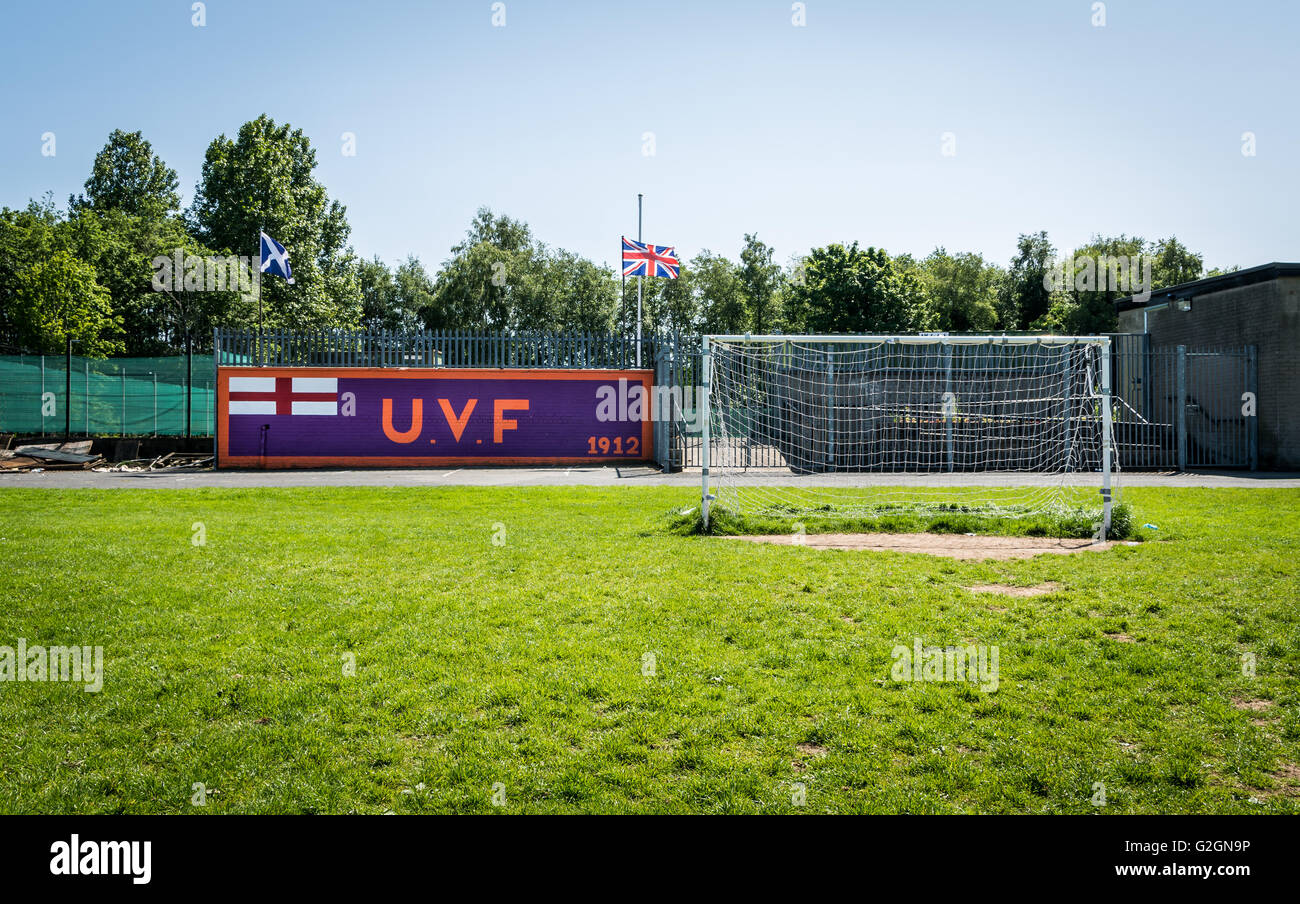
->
<box><xmin>622</xmin><ymin>236</ymin><xmax>680</xmax><ymax>279</ymax></box>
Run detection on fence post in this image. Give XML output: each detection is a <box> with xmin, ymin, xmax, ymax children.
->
<box><xmin>1176</xmin><ymin>345</ymin><xmax>1187</xmax><ymax>471</ymax></box>
<box><xmin>213</xmin><ymin>327</ymin><xmax>220</xmax><ymax>464</ymax></box>
<box><xmin>65</xmin><ymin>337</ymin><xmax>72</xmax><ymax>439</ymax></box>
<box><xmin>827</xmin><ymin>352</ymin><xmax>836</xmax><ymax>470</ymax></box>
<box><xmin>1247</xmin><ymin>345</ymin><xmax>1258</xmax><ymax>471</ymax></box>
<box><xmin>944</xmin><ymin>342</ymin><xmax>954</xmax><ymax>472</ymax></box>
<box><xmin>701</xmin><ymin>336</ymin><xmax>713</xmax><ymax>530</ymax></box>
<box><xmin>654</xmin><ymin>345</ymin><xmax>668</xmax><ymax>469</ymax></box>
<box><xmin>1100</xmin><ymin>339</ymin><xmax>1113</xmax><ymax>539</ymax></box>
<box><xmin>1061</xmin><ymin>345</ymin><xmax>1072</xmax><ymax>470</ymax></box>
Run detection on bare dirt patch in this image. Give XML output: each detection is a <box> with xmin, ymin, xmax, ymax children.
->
<box><xmin>1105</xmin><ymin>632</ymin><xmax>1136</xmax><ymax>642</ymax></box>
<box><xmin>1252</xmin><ymin>762</ymin><xmax>1300</xmax><ymax>799</ymax></box>
<box><xmin>967</xmin><ymin>581</ymin><xmax>1061</xmax><ymax>597</ymax></box>
<box><xmin>1233</xmin><ymin>697</ymin><xmax>1275</xmax><ymax>713</ymax></box>
<box><xmin>727</xmin><ymin>533</ymin><xmax>1116</xmax><ymax>561</ymax></box>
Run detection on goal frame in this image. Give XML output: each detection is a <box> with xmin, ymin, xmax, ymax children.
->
<box><xmin>700</xmin><ymin>334</ymin><xmax>1113</xmax><ymax>537</ymax></box>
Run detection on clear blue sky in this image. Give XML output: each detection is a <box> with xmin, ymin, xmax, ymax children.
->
<box><xmin>2</xmin><ymin>0</ymin><xmax>1296</xmax><ymax>273</ymax></box>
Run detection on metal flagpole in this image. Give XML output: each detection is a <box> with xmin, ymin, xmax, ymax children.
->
<box><xmin>255</xmin><ymin>227</ymin><xmax>264</xmax><ymax>366</ymax></box>
<box><xmin>636</xmin><ymin>193</ymin><xmax>643</xmax><ymax>368</ymax></box>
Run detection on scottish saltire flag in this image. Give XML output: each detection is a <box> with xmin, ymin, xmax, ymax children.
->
<box><xmin>260</xmin><ymin>231</ymin><xmax>294</xmax><ymax>284</ymax></box>
<box><xmin>228</xmin><ymin>376</ymin><xmax>337</xmax><ymax>416</ymax></box>
<box><xmin>622</xmin><ymin>236</ymin><xmax>680</xmax><ymax>278</ymax></box>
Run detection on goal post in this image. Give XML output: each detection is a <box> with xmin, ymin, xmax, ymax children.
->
<box><xmin>701</xmin><ymin>334</ymin><xmax>1115</xmax><ymax>536</ymax></box>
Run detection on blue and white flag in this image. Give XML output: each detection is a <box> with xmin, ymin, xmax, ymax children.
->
<box><xmin>260</xmin><ymin>231</ymin><xmax>294</xmax><ymax>284</ymax></box>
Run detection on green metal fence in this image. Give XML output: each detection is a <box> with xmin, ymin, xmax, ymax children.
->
<box><xmin>0</xmin><ymin>354</ymin><xmax>216</xmax><ymax>436</ymax></box>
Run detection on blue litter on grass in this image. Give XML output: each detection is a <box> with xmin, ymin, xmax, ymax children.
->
<box><xmin>1142</xmin><ymin>523</ymin><xmax>1159</xmax><ymax>530</ymax></box>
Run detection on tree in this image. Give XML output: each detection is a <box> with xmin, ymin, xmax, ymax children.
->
<box><xmin>738</xmin><ymin>233</ymin><xmax>783</xmax><ymax>332</ymax></box>
<box><xmin>916</xmin><ymin>248</ymin><xmax>1001</xmax><ymax>332</ymax></box>
<box><xmin>692</xmin><ymin>251</ymin><xmax>746</xmax><ymax>334</ymax></box>
<box><xmin>539</xmin><ymin>250</ymin><xmax>619</xmax><ymax>334</ymax></box>
<box><xmin>428</xmin><ymin>209</ymin><xmax>537</xmax><ymax>330</ymax></box>
<box><xmin>784</xmin><ymin>242</ymin><xmax>929</xmax><ymax>334</ymax></box>
<box><xmin>999</xmin><ymin>231</ymin><xmax>1056</xmax><ymax>329</ymax></box>
<box><xmin>646</xmin><ymin>261</ymin><xmax>698</xmax><ymax>335</ymax></box>
<box><xmin>359</xmin><ymin>255</ymin><xmax>434</xmax><ymax>334</ymax></box>
<box><xmin>358</xmin><ymin>256</ymin><xmax>396</xmax><ymax>332</ymax></box>
<box><xmin>429</xmin><ymin>209</ymin><xmax>618</xmax><ymax>333</ymax></box>
<box><xmin>9</xmin><ymin>249</ymin><xmax>122</xmax><ymax>356</ymax></box>
<box><xmin>1150</xmin><ymin>236</ymin><xmax>1203</xmax><ymax>289</ymax></box>
<box><xmin>72</xmin><ymin>130</ymin><xmax>181</xmax><ymax>220</ymax></box>
<box><xmin>1033</xmin><ymin>234</ymin><xmax>1145</xmax><ymax>334</ymax></box>
<box><xmin>188</xmin><ymin>115</ymin><xmax>360</xmax><ymax>330</ymax></box>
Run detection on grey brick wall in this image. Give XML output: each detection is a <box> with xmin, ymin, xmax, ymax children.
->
<box><xmin>1118</xmin><ymin>276</ymin><xmax>1300</xmax><ymax>468</ymax></box>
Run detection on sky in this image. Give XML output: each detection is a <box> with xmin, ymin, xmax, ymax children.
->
<box><xmin>2</xmin><ymin>0</ymin><xmax>1297</xmax><ymax>273</ymax></box>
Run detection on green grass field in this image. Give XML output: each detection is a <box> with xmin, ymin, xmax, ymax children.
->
<box><xmin>0</xmin><ymin>485</ymin><xmax>1297</xmax><ymax>814</ymax></box>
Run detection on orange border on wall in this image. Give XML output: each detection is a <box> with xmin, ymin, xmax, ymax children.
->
<box><xmin>216</xmin><ymin>367</ymin><xmax>656</xmax><ymax>469</ymax></box>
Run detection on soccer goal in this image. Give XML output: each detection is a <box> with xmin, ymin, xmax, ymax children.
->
<box><xmin>700</xmin><ymin>334</ymin><xmax>1115</xmax><ymax>536</ymax></box>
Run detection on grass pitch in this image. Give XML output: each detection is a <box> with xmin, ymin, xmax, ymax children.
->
<box><xmin>0</xmin><ymin>485</ymin><xmax>1297</xmax><ymax>813</ymax></box>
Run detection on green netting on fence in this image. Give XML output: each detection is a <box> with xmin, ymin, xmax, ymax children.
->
<box><xmin>0</xmin><ymin>355</ymin><xmax>216</xmax><ymax>436</ymax></box>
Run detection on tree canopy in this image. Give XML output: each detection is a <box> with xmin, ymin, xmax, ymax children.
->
<box><xmin>0</xmin><ymin>120</ymin><xmax>1235</xmax><ymax>356</ymax></box>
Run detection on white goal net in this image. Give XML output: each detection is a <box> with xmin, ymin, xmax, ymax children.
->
<box><xmin>702</xmin><ymin>335</ymin><xmax>1115</xmax><ymax>533</ymax></box>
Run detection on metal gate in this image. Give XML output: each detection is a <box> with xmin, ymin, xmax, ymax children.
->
<box><xmin>1109</xmin><ymin>334</ymin><xmax>1257</xmax><ymax>470</ymax></box>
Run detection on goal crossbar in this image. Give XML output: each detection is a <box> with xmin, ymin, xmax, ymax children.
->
<box><xmin>705</xmin><ymin>334</ymin><xmax>1110</xmax><ymax>346</ymax></box>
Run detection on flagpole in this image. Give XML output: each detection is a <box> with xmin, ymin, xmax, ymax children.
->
<box><xmin>256</xmin><ymin>227</ymin><xmax>263</xmax><ymax>366</ymax></box>
<box><xmin>636</xmin><ymin>193</ymin><xmax>643</xmax><ymax>368</ymax></box>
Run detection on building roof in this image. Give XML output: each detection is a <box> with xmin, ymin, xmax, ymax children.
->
<box><xmin>1114</xmin><ymin>262</ymin><xmax>1300</xmax><ymax>312</ymax></box>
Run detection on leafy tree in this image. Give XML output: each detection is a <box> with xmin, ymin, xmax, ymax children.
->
<box><xmin>65</xmin><ymin>207</ymin><xmax>228</xmax><ymax>354</ymax></box>
<box><xmin>0</xmin><ymin>200</ymin><xmax>60</xmax><ymax>348</ymax></box>
<box><xmin>71</xmin><ymin>129</ymin><xmax>180</xmax><ymax>219</ymax></box>
<box><xmin>1150</xmin><ymin>236</ymin><xmax>1203</xmax><ymax>288</ymax></box>
<box><xmin>429</xmin><ymin>209</ymin><xmax>617</xmax><ymax>333</ymax></box>
<box><xmin>1034</xmin><ymin>234</ymin><xmax>1143</xmax><ymax>334</ymax></box>
<box><xmin>357</xmin><ymin>256</ymin><xmax>397</xmax><ymax>331</ymax></box>
<box><xmin>738</xmin><ymin>233</ymin><xmax>783</xmax><ymax>332</ymax></box>
<box><xmin>1206</xmin><ymin>264</ymin><xmax>1241</xmax><ymax>277</ymax></box>
<box><xmin>188</xmin><ymin>115</ymin><xmax>360</xmax><ymax>330</ymax></box>
<box><xmin>647</xmin><ymin>261</ymin><xmax>698</xmax><ymax>336</ymax></box>
<box><xmin>427</xmin><ymin>209</ymin><xmax>537</xmax><ymax>330</ymax></box>
<box><xmin>534</xmin><ymin>249</ymin><xmax>618</xmax><ymax>334</ymax></box>
<box><xmin>359</xmin><ymin>255</ymin><xmax>434</xmax><ymax>334</ymax></box>
<box><xmin>916</xmin><ymin>248</ymin><xmax>1001</xmax><ymax>332</ymax></box>
<box><xmin>9</xmin><ymin>249</ymin><xmax>122</xmax><ymax>355</ymax></box>
<box><xmin>998</xmin><ymin>231</ymin><xmax>1056</xmax><ymax>329</ymax></box>
<box><xmin>784</xmin><ymin>242</ymin><xmax>929</xmax><ymax>333</ymax></box>
<box><xmin>692</xmin><ymin>251</ymin><xmax>746</xmax><ymax>334</ymax></box>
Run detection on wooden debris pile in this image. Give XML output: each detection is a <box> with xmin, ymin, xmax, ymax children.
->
<box><xmin>0</xmin><ymin>440</ymin><xmax>102</xmax><ymax>471</ymax></box>
<box><xmin>94</xmin><ymin>452</ymin><xmax>214</xmax><ymax>472</ymax></box>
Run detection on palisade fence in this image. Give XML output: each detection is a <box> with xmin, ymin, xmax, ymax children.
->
<box><xmin>213</xmin><ymin>328</ymin><xmax>668</xmax><ymax>370</ymax></box>
<box><xmin>0</xmin><ymin>329</ymin><xmax>1258</xmax><ymax>472</ymax></box>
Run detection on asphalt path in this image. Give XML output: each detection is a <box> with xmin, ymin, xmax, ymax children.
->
<box><xmin>4</xmin><ymin>467</ymin><xmax>1298</xmax><ymax>490</ymax></box>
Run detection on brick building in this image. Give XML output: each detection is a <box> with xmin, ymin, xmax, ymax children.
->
<box><xmin>1115</xmin><ymin>262</ymin><xmax>1300</xmax><ymax>469</ymax></box>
